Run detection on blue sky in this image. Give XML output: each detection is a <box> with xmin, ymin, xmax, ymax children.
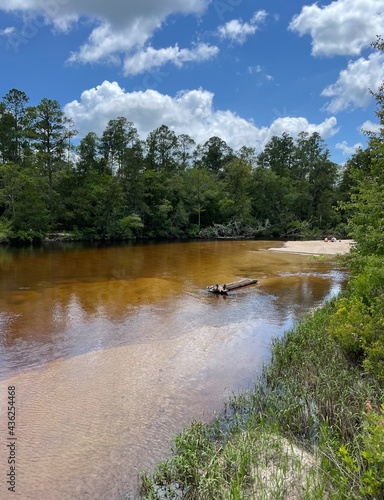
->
<box><xmin>1</xmin><ymin>0</ymin><xmax>383</xmax><ymax>164</ymax></box>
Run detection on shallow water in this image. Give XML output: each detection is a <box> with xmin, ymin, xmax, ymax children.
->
<box><xmin>0</xmin><ymin>240</ymin><xmax>346</xmax><ymax>498</ymax></box>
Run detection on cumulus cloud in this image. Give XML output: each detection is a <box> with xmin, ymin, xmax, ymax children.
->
<box><xmin>289</xmin><ymin>0</ymin><xmax>384</xmax><ymax>56</ymax></box>
<box><xmin>360</xmin><ymin>120</ymin><xmax>381</xmax><ymax>134</ymax></box>
<box><xmin>217</xmin><ymin>10</ymin><xmax>267</xmax><ymax>44</ymax></box>
<box><xmin>64</xmin><ymin>80</ymin><xmax>339</xmax><ymax>152</ymax></box>
<box><xmin>322</xmin><ymin>52</ymin><xmax>384</xmax><ymax>113</ymax></box>
<box><xmin>0</xmin><ymin>0</ymin><xmax>210</xmax><ymax>67</ymax></box>
<box><xmin>335</xmin><ymin>140</ymin><xmax>363</xmax><ymax>156</ymax></box>
<box><xmin>123</xmin><ymin>43</ymin><xmax>219</xmax><ymax>76</ymax></box>
<box><xmin>267</xmin><ymin>116</ymin><xmax>338</xmax><ymax>142</ymax></box>
<box><xmin>0</xmin><ymin>0</ymin><xmax>209</xmax><ymax>30</ymax></box>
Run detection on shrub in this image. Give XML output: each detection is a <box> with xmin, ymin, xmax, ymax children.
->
<box><xmin>329</xmin><ymin>256</ymin><xmax>384</xmax><ymax>381</ymax></box>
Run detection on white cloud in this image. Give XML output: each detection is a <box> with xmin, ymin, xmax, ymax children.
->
<box><xmin>360</xmin><ymin>120</ymin><xmax>381</xmax><ymax>134</ymax></box>
<box><xmin>247</xmin><ymin>65</ymin><xmax>274</xmax><ymax>85</ymax></box>
<box><xmin>0</xmin><ymin>0</ymin><xmax>210</xmax><ymax>65</ymax></box>
<box><xmin>0</xmin><ymin>26</ymin><xmax>15</xmax><ymax>36</ymax></box>
<box><xmin>335</xmin><ymin>140</ymin><xmax>363</xmax><ymax>156</ymax></box>
<box><xmin>322</xmin><ymin>52</ymin><xmax>384</xmax><ymax>113</ymax></box>
<box><xmin>123</xmin><ymin>43</ymin><xmax>219</xmax><ymax>76</ymax></box>
<box><xmin>267</xmin><ymin>116</ymin><xmax>338</xmax><ymax>142</ymax></box>
<box><xmin>67</xmin><ymin>22</ymin><xmax>151</xmax><ymax>65</ymax></box>
<box><xmin>289</xmin><ymin>0</ymin><xmax>384</xmax><ymax>56</ymax></box>
<box><xmin>64</xmin><ymin>80</ymin><xmax>339</xmax><ymax>152</ymax></box>
<box><xmin>217</xmin><ymin>10</ymin><xmax>267</xmax><ymax>44</ymax></box>
<box><xmin>248</xmin><ymin>65</ymin><xmax>262</xmax><ymax>74</ymax></box>
<box><xmin>0</xmin><ymin>0</ymin><xmax>209</xmax><ymax>28</ymax></box>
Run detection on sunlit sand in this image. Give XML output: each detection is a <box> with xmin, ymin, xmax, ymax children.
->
<box><xmin>269</xmin><ymin>239</ymin><xmax>354</xmax><ymax>255</ymax></box>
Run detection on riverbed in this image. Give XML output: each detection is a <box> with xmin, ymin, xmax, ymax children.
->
<box><xmin>0</xmin><ymin>240</ymin><xmax>347</xmax><ymax>499</ymax></box>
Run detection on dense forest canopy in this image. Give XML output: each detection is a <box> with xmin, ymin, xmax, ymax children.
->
<box><xmin>0</xmin><ymin>86</ymin><xmax>367</xmax><ymax>243</ymax></box>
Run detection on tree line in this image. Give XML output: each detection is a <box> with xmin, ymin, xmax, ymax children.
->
<box><xmin>0</xmin><ymin>88</ymin><xmax>351</xmax><ymax>243</ymax></box>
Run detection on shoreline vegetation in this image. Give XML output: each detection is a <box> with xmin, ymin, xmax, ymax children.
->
<box><xmin>140</xmin><ymin>241</ymin><xmax>384</xmax><ymax>499</ymax></box>
<box><xmin>0</xmin><ymin>232</ymin><xmax>355</xmax><ymax>251</ymax></box>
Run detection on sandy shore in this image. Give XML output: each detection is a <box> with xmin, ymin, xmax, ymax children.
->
<box><xmin>269</xmin><ymin>239</ymin><xmax>355</xmax><ymax>256</ymax></box>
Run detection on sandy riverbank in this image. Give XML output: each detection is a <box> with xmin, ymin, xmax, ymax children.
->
<box><xmin>269</xmin><ymin>239</ymin><xmax>355</xmax><ymax>255</ymax></box>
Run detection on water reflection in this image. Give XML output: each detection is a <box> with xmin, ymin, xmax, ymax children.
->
<box><xmin>0</xmin><ymin>241</ymin><xmax>346</xmax><ymax>499</ymax></box>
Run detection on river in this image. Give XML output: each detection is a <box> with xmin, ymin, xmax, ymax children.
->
<box><xmin>0</xmin><ymin>240</ymin><xmax>346</xmax><ymax>499</ymax></box>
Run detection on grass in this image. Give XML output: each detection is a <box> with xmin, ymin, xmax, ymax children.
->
<box><xmin>308</xmin><ymin>254</ymin><xmax>328</xmax><ymax>261</ymax></box>
<box><xmin>140</xmin><ymin>301</ymin><xmax>384</xmax><ymax>499</ymax></box>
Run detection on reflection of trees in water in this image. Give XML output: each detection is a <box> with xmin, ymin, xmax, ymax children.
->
<box><xmin>263</xmin><ymin>274</ymin><xmax>334</xmax><ymax>326</ymax></box>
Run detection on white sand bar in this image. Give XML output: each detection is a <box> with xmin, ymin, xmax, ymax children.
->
<box><xmin>269</xmin><ymin>239</ymin><xmax>355</xmax><ymax>255</ymax></box>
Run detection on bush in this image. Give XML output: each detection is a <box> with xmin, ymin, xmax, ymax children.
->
<box><xmin>339</xmin><ymin>403</ymin><xmax>384</xmax><ymax>498</ymax></box>
<box><xmin>329</xmin><ymin>256</ymin><xmax>384</xmax><ymax>381</ymax></box>
<box><xmin>9</xmin><ymin>229</ymin><xmax>44</xmax><ymax>244</ymax></box>
<box><xmin>0</xmin><ymin>218</ymin><xmax>11</xmax><ymax>242</ymax></box>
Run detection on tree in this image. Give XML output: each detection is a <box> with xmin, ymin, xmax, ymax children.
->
<box><xmin>31</xmin><ymin>98</ymin><xmax>76</xmax><ymax>224</ymax></box>
<box><xmin>120</xmin><ymin>136</ymin><xmax>145</xmax><ymax>215</ymax></box>
<box><xmin>100</xmin><ymin>117</ymin><xmax>139</xmax><ymax>175</ymax></box>
<box><xmin>222</xmin><ymin>158</ymin><xmax>253</xmax><ymax>222</ymax></box>
<box><xmin>345</xmin><ymin>133</ymin><xmax>384</xmax><ymax>256</ymax></box>
<box><xmin>0</xmin><ymin>103</ymin><xmax>16</xmax><ymax>164</ymax></box>
<box><xmin>183</xmin><ymin>167</ymin><xmax>217</xmax><ymax>231</ymax></box>
<box><xmin>257</xmin><ymin>133</ymin><xmax>295</xmax><ymax>177</ymax></box>
<box><xmin>252</xmin><ymin>167</ymin><xmax>295</xmax><ymax>234</ymax></box>
<box><xmin>0</xmin><ymin>162</ymin><xmax>22</xmax><ymax>218</ymax></box>
<box><xmin>236</xmin><ymin>146</ymin><xmax>257</xmax><ymax>168</ymax></box>
<box><xmin>77</xmin><ymin>132</ymin><xmax>103</xmax><ymax>176</ymax></box>
<box><xmin>339</xmin><ymin>36</ymin><xmax>384</xmax><ymax>255</ymax></box>
<box><xmin>295</xmin><ymin>132</ymin><xmax>339</xmax><ymax>227</ymax></box>
<box><xmin>201</xmin><ymin>136</ymin><xmax>233</xmax><ymax>173</ymax></box>
<box><xmin>0</xmin><ymin>89</ymin><xmax>30</xmax><ymax>165</ymax></box>
<box><xmin>176</xmin><ymin>133</ymin><xmax>195</xmax><ymax>170</ymax></box>
<box><xmin>0</xmin><ymin>162</ymin><xmax>49</xmax><ymax>237</ymax></box>
<box><xmin>145</xmin><ymin>125</ymin><xmax>178</xmax><ymax>173</ymax></box>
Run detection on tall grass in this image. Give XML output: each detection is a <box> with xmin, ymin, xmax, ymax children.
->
<box><xmin>140</xmin><ymin>302</ymin><xmax>383</xmax><ymax>499</ymax></box>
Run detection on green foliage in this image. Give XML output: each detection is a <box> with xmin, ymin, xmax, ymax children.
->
<box><xmin>200</xmin><ymin>136</ymin><xmax>233</xmax><ymax>172</ymax></box>
<box><xmin>0</xmin><ymin>87</ymin><xmax>349</xmax><ymax>242</ymax></box>
<box><xmin>328</xmin><ymin>295</ymin><xmax>367</xmax><ymax>360</ymax></box>
<box><xmin>0</xmin><ymin>163</ymin><xmax>49</xmax><ymax>235</ymax></box>
<box><xmin>329</xmin><ymin>256</ymin><xmax>384</xmax><ymax>381</ymax></box>
<box><xmin>118</xmin><ymin>213</ymin><xmax>144</xmax><ymax>238</ymax></box>
<box><xmin>329</xmin><ymin>39</ymin><xmax>384</xmax><ymax>383</ymax></box>
<box><xmin>0</xmin><ymin>218</ymin><xmax>11</xmax><ymax>241</ymax></box>
<box><xmin>8</xmin><ymin>229</ymin><xmax>44</xmax><ymax>244</ymax></box>
<box><xmin>360</xmin><ymin>404</ymin><xmax>384</xmax><ymax>496</ymax></box>
<box><xmin>338</xmin><ymin>404</ymin><xmax>384</xmax><ymax>498</ymax></box>
<box><xmin>222</xmin><ymin>158</ymin><xmax>253</xmax><ymax>222</ymax></box>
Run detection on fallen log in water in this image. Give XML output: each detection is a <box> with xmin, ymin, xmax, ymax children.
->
<box><xmin>207</xmin><ymin>278</ymin><xmax>258</xmax><ymax>293</ymax></box>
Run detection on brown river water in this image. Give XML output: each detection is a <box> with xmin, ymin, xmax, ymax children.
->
<box><xmin>0</xmin><ymin>240</ymin><xmax>346</xmax><ymax>499</ymax></box>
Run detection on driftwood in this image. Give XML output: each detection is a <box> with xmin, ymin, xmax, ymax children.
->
<box><xmin>207</xmin><ymin>278</ymin><xmax>258</xmax><ymax>294</ymax></box>
<box><xmin>199</xmin><ymin>220</ymin><xmax>254</xmax><ymax>239</ymax></box>
<box><xmin>199</xmin><ymin>219</ymin><xmax>271</xmax><ymax>239</ymax></box>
